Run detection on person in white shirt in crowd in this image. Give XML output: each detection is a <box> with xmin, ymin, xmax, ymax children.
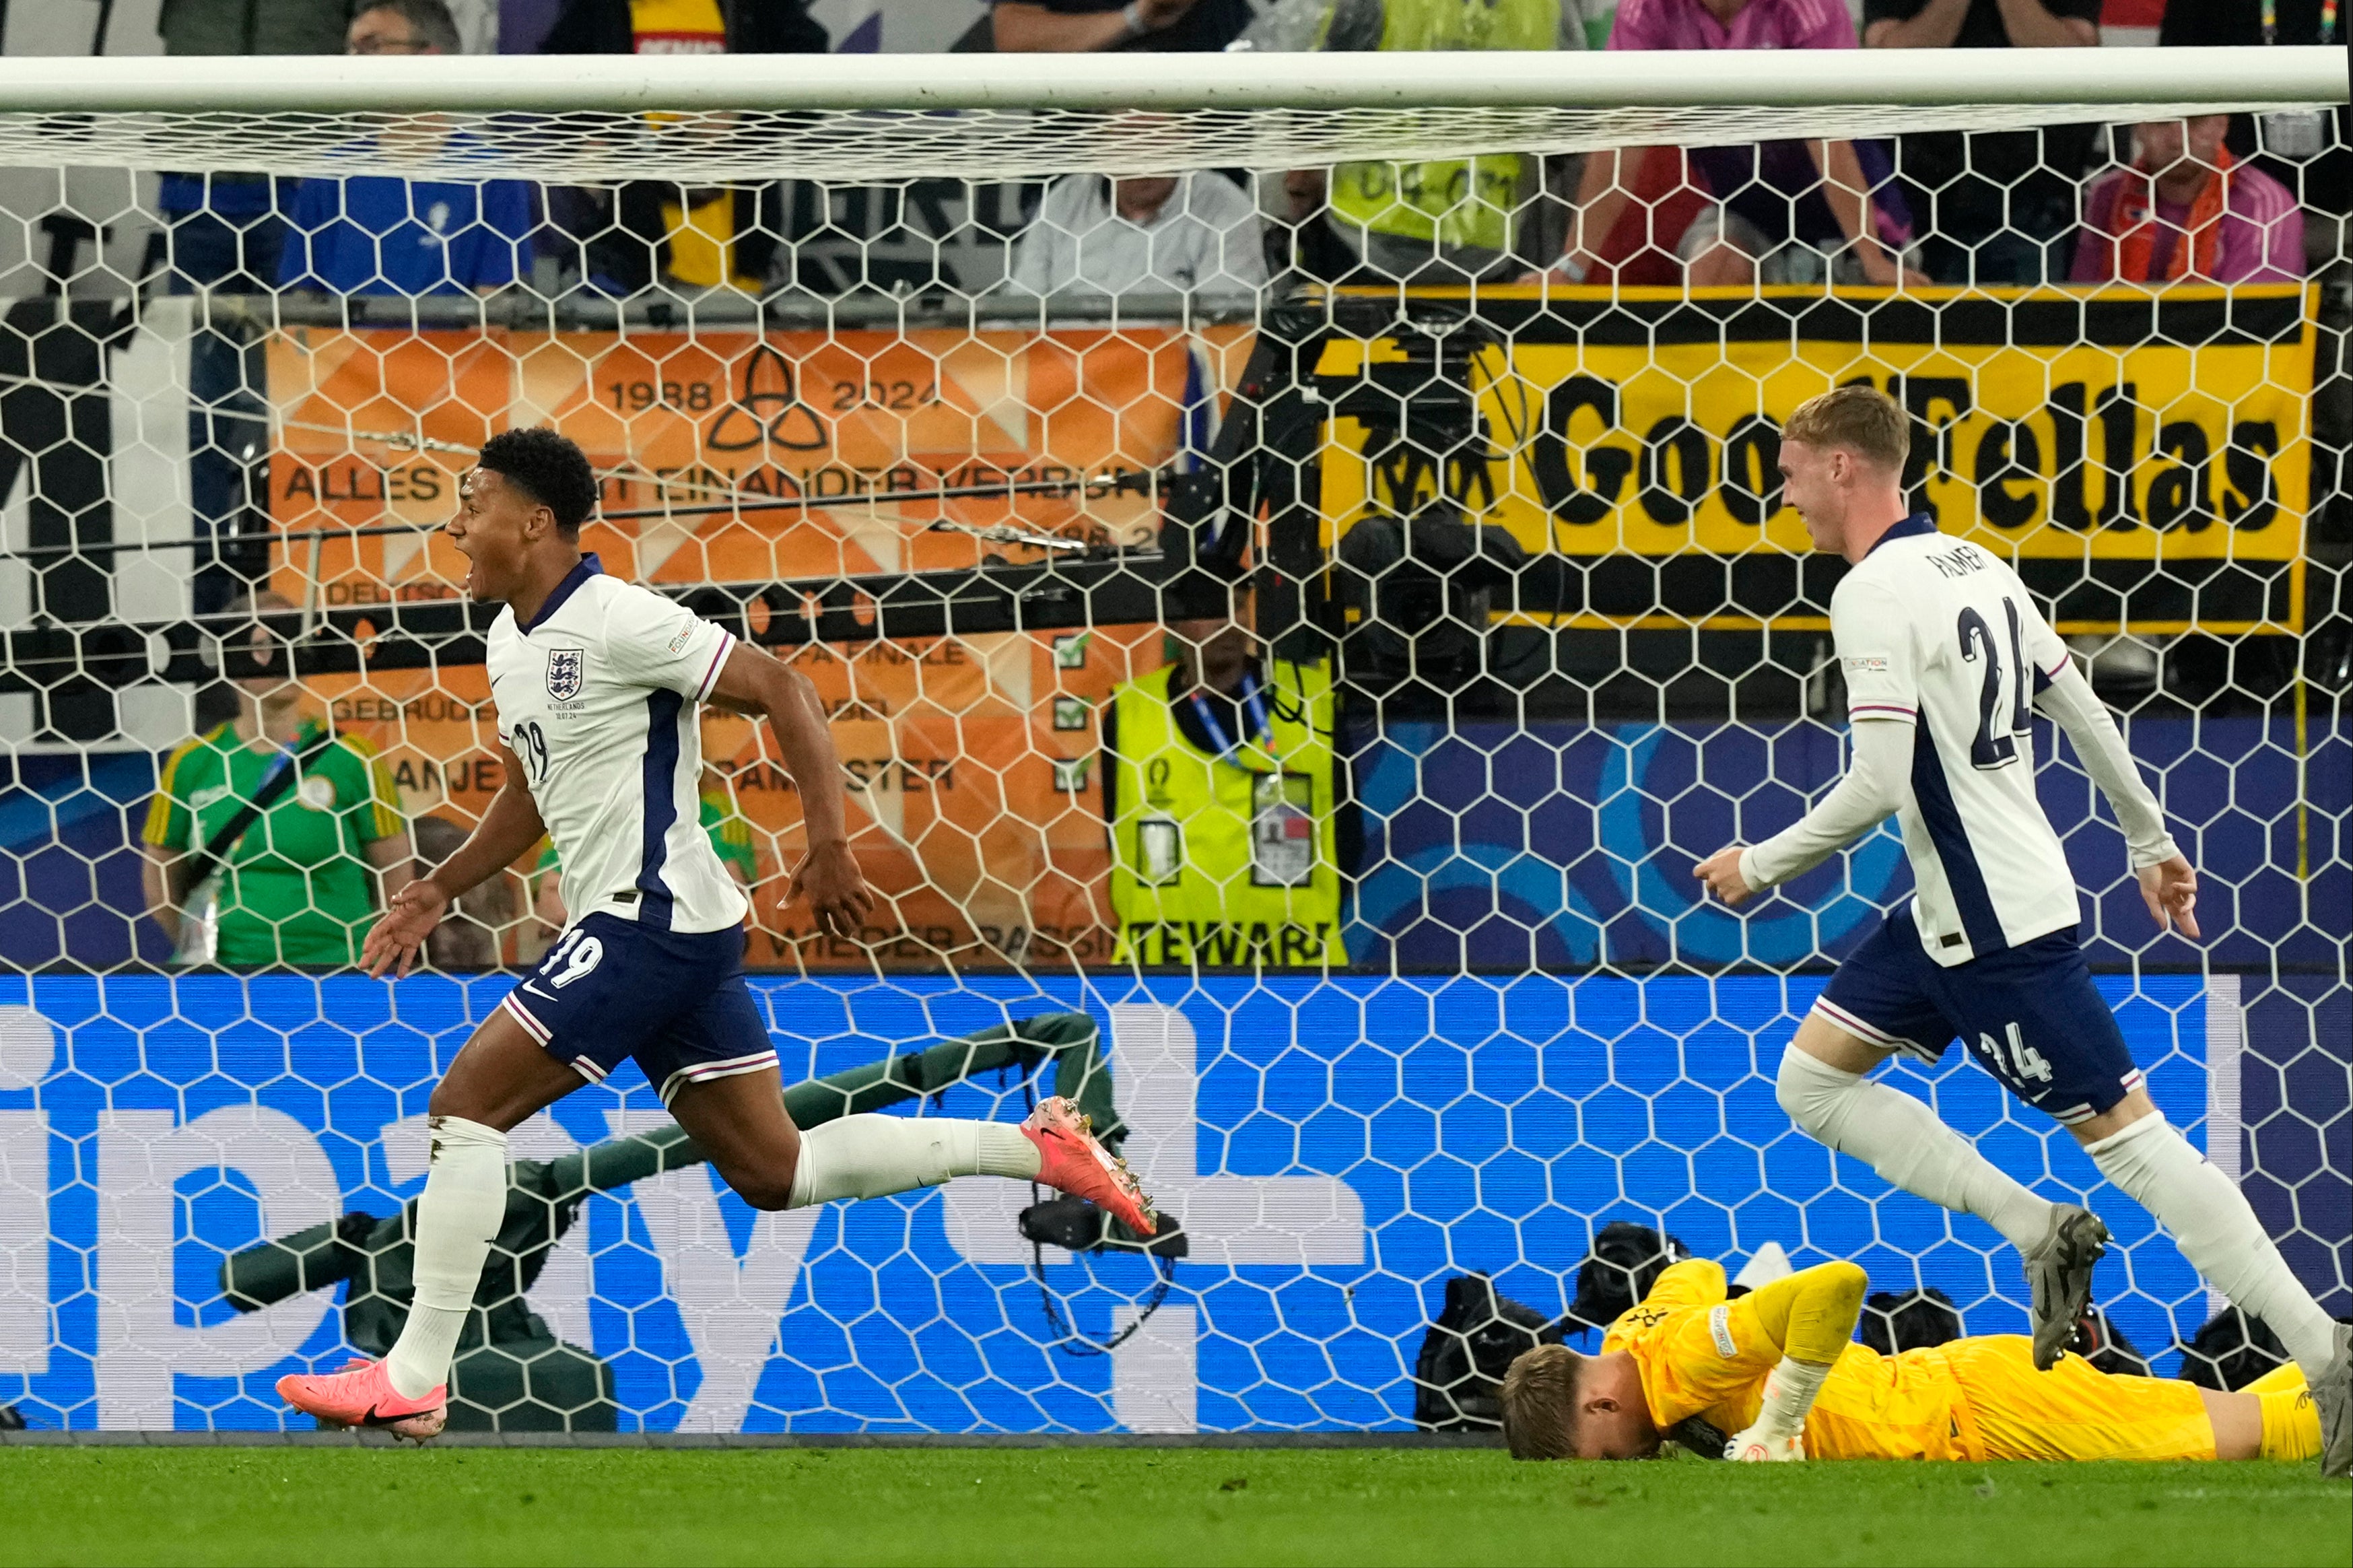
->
<box><xmin>1006</xmin><ymin>173</ymin><xmax>1268</xmax><ymax>299</ymax></box>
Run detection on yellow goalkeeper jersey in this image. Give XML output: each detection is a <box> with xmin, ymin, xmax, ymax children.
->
<box><xmin>1602</xmin><ymin>1260</ymin><xmax>1979</xmax><ymax>1462</ymax></box>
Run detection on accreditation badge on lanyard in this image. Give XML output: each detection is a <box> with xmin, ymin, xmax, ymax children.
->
<box><xmin>1191</xmin><ymin>673</ymin><xmax>1318</xmax><ymax>889</ymax></box>
<box><xmin>1250</xmin><ymin>772</ymin><xmax>1317</xmax><ymax>887</ymax></box>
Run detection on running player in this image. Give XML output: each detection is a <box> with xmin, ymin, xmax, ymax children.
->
<box><xmin>1689</xmin><ymin>385</ymin><xmax>2347</xmax><ymax>1477</ymax></box>
<box><xmin>277</xmin><ymin>428</ymin><xmax>1154</xmax><ymax>1441</ymax></box>
<box><xmin>1499</xmin><ymin>1254</ymin><xmax>2329</xmax><ymax>1468</ymax></box>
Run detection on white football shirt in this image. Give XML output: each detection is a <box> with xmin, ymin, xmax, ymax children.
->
<box><xmin>485</xmin><ymin>554</ymin><xmax>749</xmax><ymax>935</ymax></box>
<box><xmin>1830</xmin><ymin>516</ymin><xmax>2079</xmax><ymax>966</ymax></box>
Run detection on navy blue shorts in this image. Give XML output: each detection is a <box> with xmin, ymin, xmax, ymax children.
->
<box><xmin>1812</xmin><ymin>907</ymin><xmax>2142</xmax><ymax>1126</ymax></box>
<box><xmin>500</xmin><ymin>912</ymin><xmax>774</xmax><ymax>1105</ymax></box>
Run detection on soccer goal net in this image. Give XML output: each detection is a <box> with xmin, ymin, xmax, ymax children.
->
<box><xmin>0</xmin><ymin>46</ymin><xmax>2342</xmax><ymax>1435</ymax></box>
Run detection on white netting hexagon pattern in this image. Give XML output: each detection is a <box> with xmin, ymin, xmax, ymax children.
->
<box><xmin>0</xmin><ymin>55</ymin><xmax>2342</xmax><ymax>1433</ymax></box>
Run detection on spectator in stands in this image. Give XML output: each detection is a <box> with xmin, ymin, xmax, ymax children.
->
<box><xmin>275</xmin><ymin>0</ymin><xmax>538</xmax><ymax>300</ymax></box>
<box><xmin>1305</xmin><ymin>0</ymin><xmax>1590</xmax><ymax>282</ymax></box>
<box><xmin>1532</xmin><ymin>0</ymin><xmax>1921</xmax><ymax>289</ymax></box>
<box><xmin>2070</xmin><ymin>116</ymin><xmax>2306</xmax><ymax>286</ymax></box>
<box><xmin>537</xmin><ymin>0</ymin><xmax>828</xmax><ymax>295</ymax></box>
<box><xmin>992</xmin><ymin>0</ymin><xmax>1250</xmax><ymax>52</ymax></box>
<box><xmin>411</xmin><ymin>815</ymin><xmax>520</xmax><ymax>969</ymax></box>
<box><xmin>2159</xmin><ymin>0</ymin><xmax>2347</xmax><ymax>252</ymax></box>
<box><xmin>152</xmin><ymin>0</ymin><xmax>349</xmax><ymax>616</ymax></box>
<box><xmin>1863</xmin><ymin>0</ymin><xmax>2101</xmax><ymax>285</ymax></box>
<box><xmin>141</xmin><ymin>592</ymin><xmax>416</xmax><ymax>969</ymax></box>
<box><xmin>1007</xmin><ymin>174</ymin><xmax>1267</xmax><ymax>298</ymax></box>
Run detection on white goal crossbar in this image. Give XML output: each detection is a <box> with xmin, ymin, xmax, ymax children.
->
<box><xmin>0</xmin><ymin>45</ymin><xmax>2341</xmax><ymax>183</ymax></box>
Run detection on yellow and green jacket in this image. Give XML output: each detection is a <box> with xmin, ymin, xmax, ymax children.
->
<box><xmin>143</xmin><ymin>718</ymin><xmax>405</xmax><ymax>967</ymax></box>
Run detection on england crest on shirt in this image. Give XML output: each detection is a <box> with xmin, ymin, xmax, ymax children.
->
<box><xmin>546</xmin><ymin>647</ymin><xmax>585</xmax><ymax>702</ymax></box>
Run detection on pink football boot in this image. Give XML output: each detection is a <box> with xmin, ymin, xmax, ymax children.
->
<box><xmin>1021</xmin><ymin>1095</ymin><xmax>1159</xmax><ymax>1240</ymax></box>
<box><xmin>278</xmin><ymin>1358</ymin><xmax>447</xmax><ymax>1443</ymax></box>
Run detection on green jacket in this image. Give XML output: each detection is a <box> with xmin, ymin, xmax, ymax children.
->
<box><xmin>145</xmin><ymin>718</ymin><xmax>405</xmax><ymax>967</ymax></box>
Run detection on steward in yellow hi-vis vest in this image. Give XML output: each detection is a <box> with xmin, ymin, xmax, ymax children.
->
<box><xmin>1320</xmin><ymin>0</ymin><xmax>1577</xmax><ymax>269</ymax></box>
<box><xmin>1107</xmin><ymin>658</ymin><xmax>1346</xmax><ymax>968</ymax></box>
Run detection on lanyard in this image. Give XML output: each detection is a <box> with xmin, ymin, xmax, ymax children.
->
<box><xmin>1188</xmin><ymin>671</ymin><xmax>1281</xmax><ymax>768</ymax></box>
<box><xmin>250</xmin><ymin>734</ymin><xmax>301</xmax><ymax>786</ymax></box>
<box><xmin>2264</xmin><ymin>0</ymin><xmax>2340</xmax><ymax>44</ymax></box>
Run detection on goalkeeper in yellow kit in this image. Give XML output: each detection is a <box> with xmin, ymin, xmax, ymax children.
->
<box><xmin>1500</xmin><ymin>1258</ymin><xmax>2324</xmax><ymax>1466</ymax></box>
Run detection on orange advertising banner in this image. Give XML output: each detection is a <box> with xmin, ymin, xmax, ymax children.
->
<box><xmin>266</xmin><ymin>322</ymin><xmax>1255</xmax><ymax>969</ymax></box>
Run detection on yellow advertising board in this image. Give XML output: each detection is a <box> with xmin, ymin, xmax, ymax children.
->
<box><xmin>266</xmin><ymin>322</ymin><xmax>1254</xmax><ymax>969</ymax></box>
<box><xmin>1317</xmin><ymin>285</ymin><xmax>2317</xmax><ymax>633</ymax></box>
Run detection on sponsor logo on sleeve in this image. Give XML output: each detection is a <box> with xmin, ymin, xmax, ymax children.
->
<box><xmin>665</xmin><ymin>628</ymin><xmax>693</xmax><ymax>655</ymax></box>
<box><xmin>1708</xmin><ymin>1304</ymin><xmax>1738</xmax><ymax>1360</ymax></box>
<box><xmin>1843</xmin><ymin>654</ymin><xmax>1890</xmax><ymax>673</ymax></box>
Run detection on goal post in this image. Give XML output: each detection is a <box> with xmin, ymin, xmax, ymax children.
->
<box><xmin>0</xmin><ymin>49</ymin><xmax>2342</xmax><ymax>1433</ymax></box>
<box><xmin>0</xmin><ymin>46</ymin><xmax>2340</xmax><ymax>180</ymax></box>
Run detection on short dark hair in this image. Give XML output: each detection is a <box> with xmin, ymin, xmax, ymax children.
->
<box><xmin>355</xmin><ymin>0</ymin><xmax>462</xmax><ymax>52</ymax></box>
<box><xmin>477</xmin><ymin>427</ymin><xmax>599</xmax><ymax>534</ymax></box>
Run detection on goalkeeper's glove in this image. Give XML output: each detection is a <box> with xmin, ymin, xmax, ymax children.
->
<box><xmin>1724</xmin><ymin>1426</ymin><xmax>1806</xmax><ymax>1462</ymax></box>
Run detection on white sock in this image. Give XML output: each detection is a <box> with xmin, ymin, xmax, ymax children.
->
<box><xmin>383</xmin><ymin>1116</ymin><xmax>508</xmax><ymax>1401</ymax></box>
<box><xmin>1777</xmin><ymin>1048</ymin><xmax>2055</xmax><ymax>1255</ymax></box>
<box><xmin>786</xmin><ymin>1115</ymin><xmax>1041</xmax><ymax>1207</ymax></box>
<box><xmin>2085</xmin><ymin>1112</ymin><xmax>2338</xmax><ymax>1381</ymax></box>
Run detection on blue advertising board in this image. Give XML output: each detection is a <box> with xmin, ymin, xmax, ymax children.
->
<box><xmin>0</xmin><ymin>971</ymin><xmax>2231</xmax><ymax>1431</ymax></box>
<box><xmin>1349</xmin><ymin>716</ymin><xmax>2348</xmax><ymax>972</ymax></box>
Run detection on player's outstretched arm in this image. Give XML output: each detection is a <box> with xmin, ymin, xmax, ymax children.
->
<box><xmin>2032</xmin><ymin>657</ymin><xmax>2199</xmax><ymax>938</ymax></box>
<box><xmin>362</xmin><ymin>739</ymin><xmax>545</xmax><ymax>979</ymax></box>
<box><xmin>1695</xmin><ymin>719</ymin><xmax>1910</xmax><ymax>908</ymax></box>
<box><xmin>706</xmin><ymin>643</ymin><xmax>876</xmax><ymax>940</ymax></box>
<box><xmin>1724</xmin><ymin>1260</ymin><xmax>1868</xmax><ymax>1460</ymax></box>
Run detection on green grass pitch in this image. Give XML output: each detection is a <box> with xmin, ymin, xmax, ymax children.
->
<box><xmin>1</xmin><ymin>1447</ymin><xmax>2344</xmax><ymax>1567</ymax></box>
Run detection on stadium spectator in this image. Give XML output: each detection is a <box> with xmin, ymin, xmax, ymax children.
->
<box><xmin>141</xmin><ymin>591</ymin><xmax>416</xmax><ymax>969</ymax></box>
<box><xmin>1307</xmin><ymin>0</ymin><xmax>1590</xmax><ymax>282</ymax></box>
<box><xmin>2070</xmin><ymin>116</ymin><xmax>2306</xmax><ymax>285</ymax></box>
<box><xmin>275</xmin><ymin>1</ymin><xmax>539</xmax><ymax>299</ymax></box>
<box><xmin>2159</xmin><ymin>0</ymin><xmax>2348</xmax><ymax>251</ymax></box>
<box><xmin>1006</xmin><ymin>174</ymin><xmax>1267</xmax><ymax>298</ymax></box>
<box><xmin>411</xmin><ymin>814</ymin><xmax>521</xmax><ymax>969</ymax></box>
<box><xmin>537</xmin><ymin>0</ymin><xmax>828</xmax><ymax>294</ymax></box>
<box><xmin>1862</xmin><ymin>0</ymin><xmax>2102</xmax><ymax>285</ymax></box>
<box><xmin>1532</xmin><ymin>0</ymin><xmax>1922</xmax><ymax>289</ymax></box>
<box><xmin>1101</xmin><ymin>574</ymin><xmax>1348</xmax><ymax>968</ymax></box>
<box><xmin>151</xmin><ymin>0</ymin><xmax>349</xmax><ymax>616</ymax></box>
<box><xmin>991</xmin><ymin>0</ymin><xmax>1250</xmax><ymax>52</ymax></box>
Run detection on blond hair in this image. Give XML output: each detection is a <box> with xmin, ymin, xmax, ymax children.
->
<box><xmin>1499</xmin><ymin>1344</ymin><xmax>1581</xmax><ymax>1461</ymax></box>
<box><xmin>1783</xmin><ymin>384</ymin><xmax>1909</xmax><ymax>473</ymax></box>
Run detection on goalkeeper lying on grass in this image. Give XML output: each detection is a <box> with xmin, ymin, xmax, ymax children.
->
<box><xmin>1500</xmin><ymin>1258</ymin><xmax>2324</xmax><ymax>1466</ymax></box>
